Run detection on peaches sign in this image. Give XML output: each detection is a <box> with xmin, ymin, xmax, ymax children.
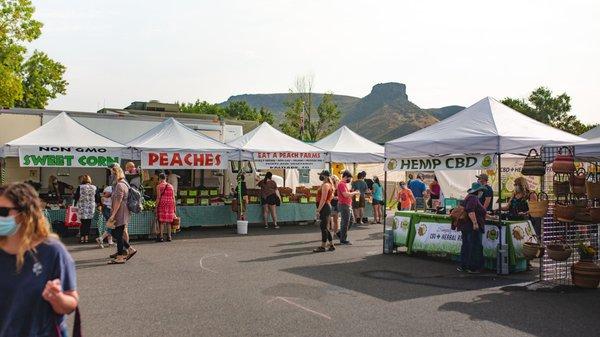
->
<box><xmin>141</xmin><ymin>151</ymin><xmax>228</xmax><ymax>169</ymax></box>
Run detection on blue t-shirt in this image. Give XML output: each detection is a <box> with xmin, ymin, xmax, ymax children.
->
<box><xmin>0</xmin><ymin>238</ymin><xmax>77</xmax><ymax>337</ymax></box>
<box><xmin>408</xmin><ymin>179</ymin><xmax>427</xmax><ymax>198</ymax></box>
<box><xmin>372</xmin><ymin>183</ymin><xmax>383</xmax><ymax>201</ymax></box>
<box><xmin>479</xmin><ymin>185</ymin><xmax>494</xmax><ymax>211</ymax></box>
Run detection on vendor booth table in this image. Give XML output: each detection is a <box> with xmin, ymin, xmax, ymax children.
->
<box><xmin>391</xmin><ymin>211</ymin><xmax>535</xmax><ymax>272</ymax></box>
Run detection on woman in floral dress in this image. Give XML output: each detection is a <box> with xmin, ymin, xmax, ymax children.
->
<box><xmin>75</xmin><ymin>175</ymin><xmax>97</xmax><ymax>243</ymax></box>
<box><xmin>155</xmin><ymin>173</ymin><xmax>176</xmax><ymax>242</ymax></box>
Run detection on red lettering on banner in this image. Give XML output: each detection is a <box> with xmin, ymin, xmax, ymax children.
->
<box><xmin>215</xmin><ymin>154</ymin><xmax>221</xmax><ymax>166</ymax></box>
<box><xmin>193</xmin><ymin>154</ymin><xmax>204</xmax><ymax>166</ymax></box>
<box><xmin>206</xmin><ymin>154</ymin><xmax>214</xmax><ymax>166</ymax></box>
<box><xmin>171</xmin><ymin>153</ymin><xmax>183</xmax><ymax>166</ymax></box>
<box><xmin>148</xmin><ymin>153</ymin><xmax>159</xmax><ymax>165</ymax></box>
<box><xmin>184</xmin><ymin>154</ymin><xmax>193</xmax><ymax>166</ymax></box>
<box><xmin>159</xmin><ymin>153</ymin><xmax>168</xmax><ymax>166</ymax></box>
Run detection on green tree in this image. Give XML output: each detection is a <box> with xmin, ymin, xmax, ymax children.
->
<box><xmin>280</xmin><ymin>75</ymin><xmax>341</xmax><ymax>141</ymax></box>
<box><xmin>502</xmin><ymin>87</ymin><xmax>595</xmax><ymax>135</ymax></box>
<box><xmin>257</xmin><ymin>107</ymin><xmax>274</xmax><ymax>124</ymax></box>
<box><xmin>179</xmin><ymin>99</ymin><xmax>226</xmax><ymax>116</ymax></box>
<box><xmin>224</xmin><ymin>101</ymin><xmax>258</xmax><ymax>120</ymax></box>
<box><xmin>0</xmin><ymin>0</ymin><xmax>67</xmax><ymax>108</ymax></box>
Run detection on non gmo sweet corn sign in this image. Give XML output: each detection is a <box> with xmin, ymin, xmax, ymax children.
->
<box><xmin>385</xmin><ymin>154</ymin><xmax>495</xmax><ymax>171</ymax></box>
<box><xmin>19</xmin><ymin>147</ymin><xmax>120</xmax><ymax>168</ymax></box>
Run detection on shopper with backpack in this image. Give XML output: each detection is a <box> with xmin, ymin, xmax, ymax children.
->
<box><xmin>107</xmin><ymin>165</ymin><xmax>137</xmax><ymax>264</ymax></box>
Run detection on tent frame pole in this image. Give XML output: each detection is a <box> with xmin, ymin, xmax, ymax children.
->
<box><xmin>383</xmin><ymin>170</ymin><xmax>388</xmax><ymax>253</ymax></box>
<box><xmin>497</xmin><ymin>153</ymin><xmax>502</xmax><ymax>211</ymax></box>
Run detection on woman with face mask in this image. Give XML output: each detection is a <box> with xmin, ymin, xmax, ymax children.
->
<box><xmin>313</xmin><ymin>170</ymin><xmax>335</xmax><ymax>252</ymax></box>
<box><xmin>502</xmin><ymin>177</ymin><xmax>537</xmax><ymax>221</ymax></box>
<box><xmin>0</xmin><ymin>183</ymin><xmax>79</xmax><ymax>337</ymax></box>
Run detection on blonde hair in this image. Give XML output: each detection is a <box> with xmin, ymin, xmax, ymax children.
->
<box><xmin>125</xmin><ymin>162</ymin><xmax>136</xmax><ymax>171</ymax></box>
<box><xmin>112</xmin><ymin>166</ymin><xmax>126</xmax><ymax>181</ymax></box>
<box><xmin>0</xmin><ymin>183</ymin><xmax>57</xmax><ymax>272</ymax></box>
<box><xmin>48</xmin><ymin>175</ymin><xmax>57</xmax><ymax>188</ymax></box>
<box><xmin>331</xmin><ymin>175</ymin><xmax>340</xmax><ymax>187</ymax></box>
<box><xmin>514</xmin><ymin>177</ymin><xmax>531</xmax><ymax>195</ymax></box>
<box><xmin>81</xmin><ymin>174</ymin><xmax>92</xmax><ymax>184</ymax></box>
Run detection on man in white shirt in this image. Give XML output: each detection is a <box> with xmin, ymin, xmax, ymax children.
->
<box><xmin>165</xmin><ymin>169</ymin><xmax>180</xmax><ymax>196</ymax></box>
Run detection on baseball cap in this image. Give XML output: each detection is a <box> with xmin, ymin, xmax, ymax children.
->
<box><xmin>108</xmin><ymin>163</ymin><xmax>120</xmax><ymax>169</ymax></box>
<box><xmin>476</xmin><ymin>173</ymin><xmax>489</xmax><ymax>181</ymax></box>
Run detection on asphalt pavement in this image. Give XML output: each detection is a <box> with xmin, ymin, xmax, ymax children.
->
<box><xmin>65</xmin><ymin>223</ymin><xmax>600</xmax><ymax>337</ymax></box>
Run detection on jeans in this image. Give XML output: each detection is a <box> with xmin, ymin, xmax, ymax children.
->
<box><xmin>319</xmin><ymin>204</ymin><xmax>332</xmax><ymax>243</ymax></box>
<box><xmin>339</xmin><ymin>204</ymin><xmax>352</xmax><ymax>242</ymax></box>
<box><xmin>113</xmin><ymin>225</ymin><xmax>131</xmax><ymax>256</ymax></box>
<box><xmin>80</xmin><ymin>218</ymin><xmax>92</xmax><ymax>236</ymax></box>
<box><xmin>460</xmin><ymin>229</ymin><xmax>484</xmax><ymax>271</ymax></box>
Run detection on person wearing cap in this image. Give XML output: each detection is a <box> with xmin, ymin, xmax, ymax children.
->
<box><xmin>257</xmin><ymin>172</ymin><xmax>279</xmax><ymax>229</ymax></box>
<box><xmin>457</xmin><ymin>183</ymin><xmax>486</xmax><ymax>273</ymax></box>
<box><xmin>313</xmin><ymin>170</ymin><xmax>335</xmax><ymax>252</ymax></box>
<box><xmin>408</xmin><ymin>173</ymin><xmax>427</xmax><ymax>210</ymax></box>
<box><xmin>476</xmin><ymin>173</ymin><xmax>494</xmax><ymax>212</ymax></box>
<box><xmin>351</xmin><ymin>171</ymin><xmax>369</xmax><ymax>225</ymax></box>
<box><xmin>396</xmin><ymin>181</ymin><xmax>416</xmax><ymax>211</ymax></box>
<box><xmin>337</xmin><ymin>170</ymin><xmax>360</xmax><ymax>245</ymax></box>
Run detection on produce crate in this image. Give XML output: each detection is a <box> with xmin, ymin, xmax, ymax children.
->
<box><xmin>309</xmin><ymin>196</ymin><xmax>317</xmax><ymax>203</ymax></box>
<box><xmin>299</xmin><ymin>196</ymin><xmax>309</xmax><ymax>204</ymax></box>
<box><xmin>199</xmin><ymin>198</ymin><xmax>210</xmax><ymax>206</ymax></box>
<box><xmin>199</xmin><ymin>189</ymin><xmax>209</xmax><ymax>197</ymax></box>
<box><xmin>281</xmin><ymin>195</ymin><xmax>291</xmax><ymax>203</ymax></box>
<box><xmin>188</xmin><ymin>190</ymin><xmax>198</xmax><ymax>197</ymax></box>
<box><xmin>209</xmin><ymin>189</ymin><xmax>219</xmax><ymax>196</ymax></box>
<box><xmin>278</xmin><ymin>187</ymin><xmax>293</xmax><ymax>196</ymax></box>
<box><xmin>249</xmin><ymin>195</ymin><xmax>260</xmax><ymax>204</ymax></box>
<box><xmin>183</xmin><ymin>197</ymin><xmax>197</xmax><ymax>206</ymax></box>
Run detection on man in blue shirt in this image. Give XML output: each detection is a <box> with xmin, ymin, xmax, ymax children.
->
<box><xmin>476</xmin><ymin>173</ymin><xmax>494</xmax><ymax>212</ymax></box>
<box><xmin>408</xmin><ymin>173</ymin><xmax>427</xmax><ymax>209</ymax></box>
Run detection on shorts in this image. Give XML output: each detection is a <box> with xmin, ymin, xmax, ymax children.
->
<box><xmin>331</xmin><ymin>199</ymin><xmax>339</xmax><ymax>213</ymax></box>
<box><xmin>261</xmin><ymin>194</ymin><xmax>279</xmax><ymax>206</ymax></box>
<box><xmin>352</xmin><ymin>195</ymin><xmax>366</xmax><ymax>209</ymax></box>
<box><xmin>372</xmin><ymin>199</ymin><xmax>384</xmax><ymax>206</ymax></box>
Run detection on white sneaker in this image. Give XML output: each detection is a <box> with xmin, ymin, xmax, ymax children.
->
<box><xmin>108</xmin><ymin>241</ymin><xmax>114</xmax><ymax>247</ymax></box>
<box><xmin>95</xmin><ymin>237</ymin><xmax>104</xmax><ymax>248</ymax></box>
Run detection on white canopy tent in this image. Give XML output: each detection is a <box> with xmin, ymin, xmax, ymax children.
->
<box><xmin>581</xmin><ymin>126</ymin><xmax>600</xmax><ymax>140</ymax></box>
<box><xmin>313</xmin><ymin>126</ymin><xmax>384</xmax><ymax>163</ymax></box>
<box><xmin>385</xmin><ymin>97</ymin><xmax>585</xmax><ymax>158</ymax></box>
<box><xmin>546</xmin><ymin>137</ymin><xmax>600</xmax><ymax>161</ymax></box>
<box><xmin>125</xmin><ymin>117</ymin><xmax>237</xmax><ymax>158</ymax></box>
<box><xmin>226</xmin><ymin>122</ymin><xmax>326</xmax><ymax>161</ymax></box>
<box><xmin>1</xmin><ymin>112</ymin><xmax>126</xmax><ymax>157</ymax></box>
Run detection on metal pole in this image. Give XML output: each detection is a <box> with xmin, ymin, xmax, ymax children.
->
<box><xmin>497</xmin><ymin>153</ymin><xmax>502</xmax><ymax>211</ymax></box>
<box><xmin>383</xmin><ymin>170</ymin><xmax>388</xmax><ymax>253</ymax></box>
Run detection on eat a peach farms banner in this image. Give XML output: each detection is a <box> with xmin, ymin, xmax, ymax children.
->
<box><xmin>252</xmin><ymin>151</ymin><xmax>325</xmax><ymax>170</ymax></box>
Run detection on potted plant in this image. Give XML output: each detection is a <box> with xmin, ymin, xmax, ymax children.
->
<box><xmin>572</xmin><ymin>240</ymin><xmax>600</xmax><ymax>289</ymax></box>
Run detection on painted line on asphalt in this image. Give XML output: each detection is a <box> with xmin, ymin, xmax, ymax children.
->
<box><xmin>199</xmin><ymin>253</ymin><xmax>229</xmax><ymax>273</ymax></box>
<box><xmin>268</xmin><ymin>296</ymin><xmax>331</xmax><ymax>320</ymax></box>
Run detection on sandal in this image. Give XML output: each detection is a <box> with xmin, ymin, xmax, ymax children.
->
<box><xmin>108</xmin><ymin>259</ymin><xmax>125</xmax><ymax>265</ymax></box>
<box><xmin>126</xmin><ymin>249</ymin><xmax>137</xmax><ymax>261</ymax></box>
<box><xmin>313</xmin><ymin>247</ymin><xmax>326</xmax><ymax>253</ymax></box>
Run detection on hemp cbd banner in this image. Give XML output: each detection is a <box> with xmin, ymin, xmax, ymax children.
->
<box><xmin>141</xmin><ymin>151</ymin><xmax>228</xmax><ymax>169</ymax></box>
<box><xmin>385</xmin><ymin>154</ymin><xmax>495</xmax><ymax>171</ymax></box>
<box><xmin>19</xmin><ymin>147</ymin><xmax>120</xmax><ymax>168</ymax></box>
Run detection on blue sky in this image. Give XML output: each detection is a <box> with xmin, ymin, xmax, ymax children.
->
<box><xmin>31</xmin><ymin>0</ymin><xmax>600</xmax><ymax>124</ymax></box>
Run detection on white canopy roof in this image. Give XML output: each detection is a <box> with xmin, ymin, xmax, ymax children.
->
<box><xmin>313</xmin><ymin>126</ymin><xmax>384</xmax><ymax>163</ymax></box>
<box><xmin>546</xmin><ymin>137</ymin><xmax>600</xmax><ymax>160</ymax></box>
<box><xmin>227</xmin><ymin>122</ymin><xmax>326</xmax><ymax>160</ymax></box>
<box><xmin>581</xmin><ymin>126</ymin><xmax>600</xmax><ymax>139</ymax></box>
<box><xmin>385</xmin><ymin>97</ymin><xmax>585</xmax><ymax>158</ymax></box>
<box><xmin>2</xmin><ymin>112</ymin><xmax>125</xmax><ymax>157</ymax></box>
<box><xmin>125</xmin><ymin>117</ymin><xmax>236</xmax><ymax>153</ymax></box>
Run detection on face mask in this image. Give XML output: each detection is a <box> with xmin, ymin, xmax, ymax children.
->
<box><xmin>319</xmin><ymin>176</ymin><xmax>325</xmax><ymax>181</ymax></box>
<box><xmin>477</xmin><ymin>191</ymin><xmax>484</xmax><ymax>198</ymax></box>
<box><xmin>0</xmin><ymin>216</ymin><xmax>19</xmax><ymax>236</ymax></box>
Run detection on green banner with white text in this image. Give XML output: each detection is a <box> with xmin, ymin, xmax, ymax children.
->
<box><xmin>19</xmin><ymin>147</ymin><xmax>120</xmax><ymax>168</ymax></box>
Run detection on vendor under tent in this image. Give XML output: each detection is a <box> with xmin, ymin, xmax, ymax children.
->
<box><xmin>313</xmin><ymin>125</ymin><xmax>384</xmax><ymax>163</ymax></box>
<box><xmin>383</xmin><ymin>97</ymin><xmax>585</xmax><ymax>272</ymax></box>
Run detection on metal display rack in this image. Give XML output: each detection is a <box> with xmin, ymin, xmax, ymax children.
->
<box><xmin>537</xmin><ymin>146</ymin><xmax>600</xmax><ymax>286</ymax></box>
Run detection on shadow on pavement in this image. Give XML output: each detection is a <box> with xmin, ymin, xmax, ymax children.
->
<box><xmin>438</xmin><ymin>287</ymin><xmax>600</xmax><ymax>337</ymax></box>
<box><xmin>283</xmin><ymin>253</ymin><xmax>537</xmax><ymax>302</ymax></box>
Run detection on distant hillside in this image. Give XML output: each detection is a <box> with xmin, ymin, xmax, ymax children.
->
<box><xmin>221</xmin><ymin>83</ymin><xmax>464</xmax><ymax>142</ymax></box>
